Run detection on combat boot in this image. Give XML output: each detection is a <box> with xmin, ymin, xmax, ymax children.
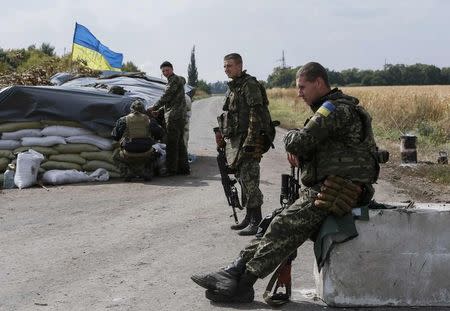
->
<box><xmin>204</xmin><ymin>270</ymin><xmax>257</xmax><ymax>303</ymax></box>
<box><xmin>238</xmin><ymin>207</ymin><xmax>262</xmax><ymax>236</ymax></box>
<box><xmin>230</xmin><ymin>209</ymin><xmax>251</xmax><ymax>230</ymax></box>
<box><xmin>191</xmin><ymin>257</ymin><xmax>246</xmax><ymax>296</ymax></box>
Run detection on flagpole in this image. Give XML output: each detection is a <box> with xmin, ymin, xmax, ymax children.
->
<box><xmin>70</xmin><ymin>22</ymin><xmax>77</xmax><ymax>71</ymax></box>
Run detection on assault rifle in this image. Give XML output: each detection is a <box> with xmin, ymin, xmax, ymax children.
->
<box><xmin>257</xmin><ymin>166</ymin><xmax>300</xmax><ymax>306</ymax></box>
<box><xmin>280</xmin><ymin>166</ymin><xmax>300</xmax><ymax>208</ymax></box>
<box><xmin>216</xmin><ymin>146</ymin><xmax>243</xmax><ymax>224</ymax></box>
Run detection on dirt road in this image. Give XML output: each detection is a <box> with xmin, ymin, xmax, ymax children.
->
<box><xmin>1</xmin><ymin>97</ymin><xmax>438</xmax><ymax>311</ymax></box>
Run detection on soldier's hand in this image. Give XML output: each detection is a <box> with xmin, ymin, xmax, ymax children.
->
<box><xmin>287</xmin><ymin>152</ymin><xmax>300</xmax><ymax>167</ymax></box>
<box><xmin>215</xmin><ymin>131</ymin><xmax>226</xmax><ymax>148</ymax></box>
<box><xmin>314</xmin><ymin>175</ymin><xmax>363</xmax><ymax>216</ymax></box>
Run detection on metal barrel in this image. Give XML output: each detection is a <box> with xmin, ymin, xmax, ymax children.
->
<box><xmin>400</xmin><ymin>135</ymin><xmax>417</xmax><ymax>164</ymax></box>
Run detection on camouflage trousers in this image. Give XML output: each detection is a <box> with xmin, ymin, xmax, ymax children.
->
<box><xmin>113</xmin><ymin>149</ymin><xmax>154</xmax><ymax>179</ymax></box>
<box><xmin>239</xmin><ymin>185</ymin><xmax>328</xmax><ymax>278</ymax></box>
<box><xmin>235</xmin><ymin>157</ymin><xmax>263</xmax><ymax>210</ymax></box>
<box><xmin>166</xmin><ymin>118</ymin><xmax>189</xmax><ymax>174</ymax></box>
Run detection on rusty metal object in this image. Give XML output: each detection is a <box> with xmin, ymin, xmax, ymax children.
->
<box><xmin>400</xmin><ymin>135</ymin><xmax>417</xmax><ymax>164</ymax></box>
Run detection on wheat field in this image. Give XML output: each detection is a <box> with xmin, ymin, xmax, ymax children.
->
<box><xmin>267</xmin><ymin>85</ymin><xmax>450</xmax><ymax>170</ymax></box>
<box><xmin>268</xmin><ymin>85</ymin><xmax>450</xmax><ymax>142</ymax></box>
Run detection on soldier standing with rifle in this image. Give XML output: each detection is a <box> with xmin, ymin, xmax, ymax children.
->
<box><xmin>215</xmin><ymin>53</ymin><xmax>276</xmax><ymax>236</ymax></box>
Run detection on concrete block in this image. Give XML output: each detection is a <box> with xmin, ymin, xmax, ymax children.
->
<box><xmin>315</xmin><ymin>203</ymin><xmax>450</xmax><ymax>307</ymax></box>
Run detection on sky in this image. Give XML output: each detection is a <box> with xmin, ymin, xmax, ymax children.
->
<box><xmin>0</xmin><ymin>0</ymin><xmax>449</xmax><ymax>82</ymax></box>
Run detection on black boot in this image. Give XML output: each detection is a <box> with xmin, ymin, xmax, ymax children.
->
<box><xmin>191</xmin><ymin>257</ymin><xmax>246</xmax><ymax>296</ymax></box>
<box><xmin>205</xmin><ymin>270</ymin><xmax>257</xmax><ymax>303</ymax></box>
<box><xmin>238</xmin><ymin>207</ymin><xmax>262</xmax><ymax>236</ymax></box>
<box><xmin>230</xmin><ymin>209</ymin><xmax>251</xmax><ymax>230</ymax></box>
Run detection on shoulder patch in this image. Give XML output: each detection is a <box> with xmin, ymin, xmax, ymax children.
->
<box><xmin>316</xmin><ymin>101</ymin><xmax>336</xmax><ymax>117</ymax></box>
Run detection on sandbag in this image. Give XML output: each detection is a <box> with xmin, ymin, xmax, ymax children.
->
<box><xmin>21</xmin><ymin>136</ymin><xmax>66</xmax><ymax>147</ymax></box>
<box><xmin>80</xmin><ymin>150</ymin><xmax>114</xmax><ymax>163</ymax></box>
<box><xmin>0</xmin><ymin>157</ymin><xmax>10</xmax><ymax>172</ymax></box>
<box><xmin>107</xmin><ymin>171</ymin><xmax>121</xmax><ymax>178</ymax></box>
<box><xmin>0</xmin><ymin>140</ymin><xmax>21</xmax><ymax>149</ymax></box>
<box><xmin>83</xmin><ymin>160</ymin><xmax>119</xmax><ymax>173</ymax></box>
<box><xmin>65</xmin><ymin>135</ymin><xmax>113</xmax><ymax>150</ymax></box>
<box><xmin>41</xmin><ymin>161</ymin><xmax>82</xmax><ymax>171</ymax></box>
<box><xmin>41</xmin><ymin>120</ymin><xmax>83</xmax><ymax>128</ymax></box>
<box><xmin>49</xmin><ymin>154</ymin><xmax>87</xmax><ymax>165</ymax></box>
<box><xmin>14</xmin><ymin>149</ymin><xmax>45</xmax><ymax>189</ymax></box>
<box><xmin>153</xmin><ymin>143</ymin><xmax>167</xmax><ymax>175</ymax></box>
<box><xmin>14</xmin><ymin>146</ymin><xmax>59</xmax><ymax>156</ymax></box>
<box><xmin>0</xmin><ymin>150</ymin><xmax>14</xmax><ymax>159</ymax></box>
<box><xmin>87</xmin><ymin>170</ymin><xmax>120</xmax><ymax>178</ymax></box>
<box><xmin>0</xmin><ymin>121</ymin><xmax>42</xmax><ymax>132</ymax></box>
<box><xmin>1</xmin><ymin>129</ymin><xmax>42</xmax><ymax>140</ymax></box>
<box><xmin>88</xmin><ymin>168</ymin><xmax>110</xmax><ymax>181</ymax></box>
<box><xmin>41</xmin><ymin>125</ymin><xmax>94</xmax><ymax>137</ymax></box>
<box><xmin>54</xmin><ymin>143</ymin><xmax>99</xmax><ymax>153</ymax></box>
<box><xmin>42</xmin><ymin>169</ymin><xmax>91</xmax><ymax>185</ymax></box>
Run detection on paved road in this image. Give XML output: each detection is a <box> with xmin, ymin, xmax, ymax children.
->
<box><xmin>1</xmin><ymin>96</ymin><xmax>444</xmax><ymax>311</ymax></box>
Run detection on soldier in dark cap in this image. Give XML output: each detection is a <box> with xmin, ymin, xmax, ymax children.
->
<box><xmin>191</xmin><ymin>62</ymin><xmax>380</xmax><ymax>304</ymax></box>
<box><xmin>112</xmin><ymin>100</ymin><xmax>156</xmax><ymax>181</ymax></box>
<box><xmin>147</xmin><ymin>61</ymin><xmax>190</xmax><ymax>176</ymax></box>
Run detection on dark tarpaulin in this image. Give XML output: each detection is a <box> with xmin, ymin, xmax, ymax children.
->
<box><xmin>0</xmin><ymin>72</ymin><xmax>193</xmax><ymax>134</ymax></box>
<box><xmin>0</xmin><ymin>85</ymin><xmax>134</xmax><ymax>134</ymax></box>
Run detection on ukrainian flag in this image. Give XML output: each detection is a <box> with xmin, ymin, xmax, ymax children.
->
<box><xmin>72</xmin><ymin>23</ymin><xmax>123</xmax><ymax>71</ymax></box>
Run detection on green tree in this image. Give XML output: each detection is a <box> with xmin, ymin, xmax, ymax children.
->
<box><xmin>267</xmin><ymin>66</ymin><xmax>297</xmax><ymax>88</ymax></box>
<box><xmin>40</xmin><ymin>42</ymin><xmax>55</xmax><ymax>57</ymax></box>
<box><xmin>187</xmin><ymin>45</ymin><xmax>198</xmax><ymax>87</ymax></box>
<box><xmin>197</xmin><ymin>79</ymin><xmax>210</xmax><ymax>94</ymax></box>
<box><xmin>208</xmin><ymin>81</ymin><xmax>228</xmax><ymax>94</ymax></box>
<box><xmin>122</xmin><ymin>61</ymin><xmax>140</xmax><ymax>72</ymax></box>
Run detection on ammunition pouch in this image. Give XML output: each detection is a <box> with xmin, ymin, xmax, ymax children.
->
<box><xmin>218</xmin><ymin>112</ymin><xmax>239</xmax><ymax>138</ymax></box>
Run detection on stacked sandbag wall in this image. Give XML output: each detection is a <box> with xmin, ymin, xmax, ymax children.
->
<box><xmin>0</xmin><ymin>121</ymin><xmax>121</xmax><ymax>183</ymax></box>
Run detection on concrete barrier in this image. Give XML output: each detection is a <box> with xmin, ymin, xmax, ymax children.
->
<box><xmin>314</xmin><ymin>203</ymin><xmax>450</xmax><ymax>307</ymax></box>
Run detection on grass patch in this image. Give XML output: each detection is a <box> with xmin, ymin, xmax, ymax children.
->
<box><xmin>192</xmin><ymin>89</ymin><xmax>211</xmax><ymax>101</ymax></box>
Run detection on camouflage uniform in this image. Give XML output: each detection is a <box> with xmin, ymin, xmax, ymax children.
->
<box><xmin>111</xmin><ymin>109</ymin><xmax>155</xmax><ymax>180</ymax></box>
<box><xmin>239</xmin><ymin>88</ymin><xmax>379</xmax><ymax>278</ymax></box>
<box><xmin>153</xmin><ymin>73</ymin><xmax>189</xmax><ymax>174</ymax></box>
<box><xmin>218</xmin><ymin>71</ymin><xmax>273</xmax><ymax>211</ymax></box>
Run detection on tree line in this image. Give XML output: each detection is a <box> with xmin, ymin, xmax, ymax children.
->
<box><xmin>266</xmin><ymin>63</ymin><xmax>450</xmax><ymax>88</ymax></box>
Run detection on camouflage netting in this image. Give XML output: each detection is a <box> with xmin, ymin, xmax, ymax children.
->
<box><xmin>0</xmin><ymin>59</ymin><xmax>101</xmax><ymax>88</ymax></box>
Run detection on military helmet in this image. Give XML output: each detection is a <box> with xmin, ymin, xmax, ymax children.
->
<box><xmin>130</xmin><ymin>99</ymin><xmax>146</xmax><ymax>113</ymax></box>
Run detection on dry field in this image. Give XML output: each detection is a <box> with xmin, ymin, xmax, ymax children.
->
<box><xmin>267</xmin><ymin>85</ymin><xmax>450</xmax><ymax>186</ymax></box>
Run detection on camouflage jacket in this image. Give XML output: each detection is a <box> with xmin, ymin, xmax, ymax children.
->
<box><xmin>153</xmin><ymin>73</ymin><xmax>187</xmax><ymax>122</ymax></box>
<box><xmin>283</xmin><ymin>88</ymin><xmax>379</xmax><ymax>186</ymax></box>
<box><xmin>219</xmin><ymin>71</ymin><xmax>272</xmax><ymax>148</ymax></box>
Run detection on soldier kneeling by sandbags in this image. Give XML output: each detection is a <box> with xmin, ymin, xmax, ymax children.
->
<box><xmin>111</xmin><ymin>100</ymin><xmax>157</xmax><ymax>182</ymax></box>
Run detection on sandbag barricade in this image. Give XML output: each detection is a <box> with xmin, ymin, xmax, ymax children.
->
<box><xmin>0</xmin><ymin>121</ymin><xmax>122</xmax><ymax>183</ymax></box>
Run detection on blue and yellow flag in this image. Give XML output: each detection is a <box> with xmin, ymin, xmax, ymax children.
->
<box><xmin>72</xmin><ymin>23</ymin><xmax>123</xmax><ymax>71</ymax></box>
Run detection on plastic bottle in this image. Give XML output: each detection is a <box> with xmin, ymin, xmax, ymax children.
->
<box><xmin>3</xmin><ymin>164</ymin><xmax>16</xmax><ymax>189</ymax></box>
